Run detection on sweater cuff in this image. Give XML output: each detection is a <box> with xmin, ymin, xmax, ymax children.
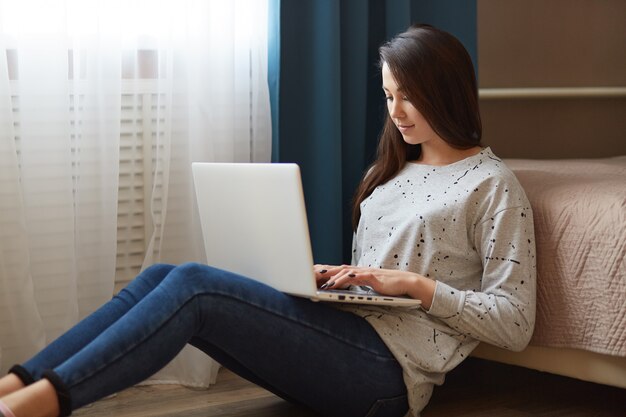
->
<box><xmin>427</xmin><ymin>280</ymin><xmax>466</xmax><ymax>318</ymax></box>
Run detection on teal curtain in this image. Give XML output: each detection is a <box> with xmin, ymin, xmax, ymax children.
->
<box><xmin>269</xmin><ymin>0</ymin><xmax>477</xmax><ymax>264</ymax></box>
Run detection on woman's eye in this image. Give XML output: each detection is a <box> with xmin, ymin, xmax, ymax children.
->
<box><xmin>402</xmin><ymin>96</ymin><xmax>409</xmax><ymax>101</ymax></box>
<box><xmin>385</xmin><ymin>96</ymin><xmax>393</xmax><ymax>101</ymax></box>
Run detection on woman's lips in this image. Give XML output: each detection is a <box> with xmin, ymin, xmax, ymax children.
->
<box><xmin>397</xmin><ymin>124</ymin><xmax>414</xmax><ymax>133</ymax></box>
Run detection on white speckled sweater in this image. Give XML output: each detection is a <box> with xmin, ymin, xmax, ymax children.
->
<box><xmin>342</xmin><ymin>147</ymin><xmax>536</xmax><ymax>416</ymax></box>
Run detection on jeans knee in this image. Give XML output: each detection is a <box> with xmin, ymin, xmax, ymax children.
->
<box><xmin>119</xmin><ymin>263</ymin><xmax>177</xmax><ymax>302</ymax></box>
<box><xmin>139</xmin><ymin>263</ymin><xmax>177</xmax><ymax>286</ymax></box>
<box><xmin>172</xmin><ymin>262</ymin><xmax>213</xmax><ymax>281</ymax></box>
<box><xmin>165</xmin><ymin>262</ymin><xmax>250</xmax><ymax>298</ymax></box>
<box><xmin>143</xmin><ymin>262</ymin><xmax>177</xmax><ymax>275</ymax></box>
<box><xmin>163</xmin><ymin>262</ymin><xmax>222</xmax><ymax>292</ymax></box>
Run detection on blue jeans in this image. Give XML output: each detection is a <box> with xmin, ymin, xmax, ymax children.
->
<box><xmin>16</xmin><ymin>263</ymin><xmax>408</xmax><ymax>417</ymax></box>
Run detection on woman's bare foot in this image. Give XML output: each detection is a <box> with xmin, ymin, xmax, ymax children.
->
<box><xmin>1</xmin><ymin>379</ymin><xmax>60</xmax><ymax>417</ymax></box>
<box><xmin>0</xmin><ymin>375</ymin><xmax>24</xmax><ymax>398</ymax></box>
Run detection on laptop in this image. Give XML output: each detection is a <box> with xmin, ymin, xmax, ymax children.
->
<box><xmin>191</xmin><ymin>162</ymin><xmax>422</xmax><ymax>308</ymax></box>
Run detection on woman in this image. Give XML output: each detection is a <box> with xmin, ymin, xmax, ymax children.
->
<box><xmin>0</xmin><ymin>24</ymin><xmax>535</xmax><ymax>417</ymax></box>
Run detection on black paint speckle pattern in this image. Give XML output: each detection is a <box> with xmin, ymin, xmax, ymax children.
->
<box><xmin>343</xmin><ymin>148</ymin><xmax>537</xmax><ymax>416</ymax></box>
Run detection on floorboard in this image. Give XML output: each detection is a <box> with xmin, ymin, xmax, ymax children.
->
<box><xmin>74</xmin><ymin>358</ymin><xmax>626</xmax><ymax>416</ymax></box>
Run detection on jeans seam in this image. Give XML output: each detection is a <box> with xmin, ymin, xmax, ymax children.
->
<box><xmin>64</xmin><ymin>288</ymin><xmax>394</xmax><ymax>391</ymax></box>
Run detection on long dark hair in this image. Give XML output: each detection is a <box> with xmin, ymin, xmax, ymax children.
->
<box><xmin>351</xmin><ymin>24</ymin><xmax>482</xmax><ymax>229</ymax></box>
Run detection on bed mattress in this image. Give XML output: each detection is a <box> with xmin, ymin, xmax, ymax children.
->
<box><xmin>505</xmin><ymin>156</ymin><xmax>626</xmax><ymax>357</ymax></box>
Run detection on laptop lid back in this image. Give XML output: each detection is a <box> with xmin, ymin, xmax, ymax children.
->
<box><xmin>192</xmin><ymin>162</ymin><xmax>317</xmax><ymax>297</ymax></box>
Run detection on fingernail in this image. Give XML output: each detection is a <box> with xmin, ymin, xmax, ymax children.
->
<box><xmin>348</xmin><ymin>274</ymin><xmax>356</xmax><ymax>278</ymax></box>
<box><xmin>320</xmin><ymin>269</ymin><xmax>327</xmax><ymax>274</ymax></box>
<box><xmin>319</xmin><ymin>282</ymin><xmax>329</xmax><ymax>289</ymax></box>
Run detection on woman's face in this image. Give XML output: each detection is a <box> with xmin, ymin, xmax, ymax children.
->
<box><xmin>382</xmin><ymin>62</ymin><xmax>440</xmax><ymax>146</ymax></box>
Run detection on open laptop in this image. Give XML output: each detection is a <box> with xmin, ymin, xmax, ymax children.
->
<box><xmin>191</xmin><ymin>162</ymin><xmax>421</xmax><ymax>308</ymax></box>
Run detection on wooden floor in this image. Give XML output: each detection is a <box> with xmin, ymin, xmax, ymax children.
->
<box><xmin>74</xmin><ymin>358</ymin><xmax>626</xmax><ymax>417</ymax></box>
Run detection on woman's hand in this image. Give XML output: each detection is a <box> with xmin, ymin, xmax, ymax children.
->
<box><xmin>313</xmin><ymin>264</ymin><xmax>436</xmax><ymax>309</ymax></box>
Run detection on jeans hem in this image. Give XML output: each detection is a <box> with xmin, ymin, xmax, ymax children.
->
<box><xmin>42</xmin><ymin>370</ymin><xmax>73</xmax><ymax>416</ymax></box>
<box><xmin>8</xmin><ymin>365</ymin><xmax>35</xmax><ymax>386</ymax></box>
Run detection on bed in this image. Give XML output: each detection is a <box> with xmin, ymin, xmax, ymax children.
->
<box><xmin>471</xmin><ymin>156</ymin><xmax>626</xmax><ymax>389</ymax></box>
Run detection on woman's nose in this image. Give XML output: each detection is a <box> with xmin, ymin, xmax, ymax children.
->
<box><xmin>388</xmin><ymin>100</ymin><xmax>404</xmax><ymax>119</ymax></box>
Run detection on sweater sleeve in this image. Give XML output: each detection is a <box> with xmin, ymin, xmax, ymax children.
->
<box><xmin>427</xmin><ymin>205</ymin><xmax>536</xmax><ymax>351</ymax></box>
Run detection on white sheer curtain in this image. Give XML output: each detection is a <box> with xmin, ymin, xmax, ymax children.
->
<box><xmin>0</xmin><ymin>0</ymin><xmax>271</xmax><ymax>388</ymax></box>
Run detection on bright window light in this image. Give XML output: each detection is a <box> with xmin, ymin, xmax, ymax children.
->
<box><xmin>0</xmin><ymin>0</ymin><xmax>265</xmax><ymax>48</ymax></box>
